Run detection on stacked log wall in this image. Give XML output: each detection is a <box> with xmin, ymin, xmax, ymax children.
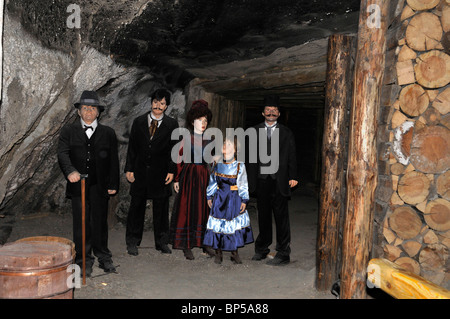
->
<box><xmin>376</xmin><ymin>0</ymin><xmax>450</xmax><ymax>289</ymax></box>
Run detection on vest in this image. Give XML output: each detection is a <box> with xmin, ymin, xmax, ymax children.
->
<box><xmin>85</xmin><ymin>133</ymin><xmax>98</xmax><ymax>186</ymax></box>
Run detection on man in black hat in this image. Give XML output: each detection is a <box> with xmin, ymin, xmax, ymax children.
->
<box><xmin>58</xmin><ymin>90</ymin><xmax>120</xmax><ymax>276</ymax></box>
<box><xmin>124</xmin><ymin>88</ymin><xmax>179</xmax><ymax>256</ymax></box>
<box><xmin>247</xmin><ymin>95</ymin><xmax>298</xmax><ymax>265</ymax></box>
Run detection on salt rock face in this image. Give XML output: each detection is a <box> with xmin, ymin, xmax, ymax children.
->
<box><xmin>0</xmin><ymin>13</ymin><xmax>186</xmax><ymax>230</ymax></box>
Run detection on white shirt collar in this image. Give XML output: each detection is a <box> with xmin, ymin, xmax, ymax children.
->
<box><xmin>81</xmin><ymin>119</ymin><xmax>98</xmax><ymax>130</ymax></box>
<box><xmin>265</xmin><ymin>121</ymin><xmax>277</xmax><ymax>129</ymax></box>
<box><xmin>148</xmin><ymin>113</ymin><xmax>164</xmax><ymax>127</ymax></box>
<box><xmin>81</xmin><ymin>119</ymin><xmax>98</xmax><ymax>139</ymax></box>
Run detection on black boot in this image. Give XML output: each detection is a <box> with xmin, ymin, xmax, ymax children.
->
<box><xmin>214</xmin><ymin>249</ymin><xmax>222</xmax><ymax>264</ymax></box>
<box><xmin>183</xmin><ymin>248</ymin><xmax>194</xmax><ymax>260</ymax></box>
<box><xmin>231</xmin><ymin>250</ymin><xmax>242</xmax><ymax>264</ymax></box>
<box><xmin>203</xmin><ymin>246</ymin><xmax>215</xmax><ymax>258</ymax></box>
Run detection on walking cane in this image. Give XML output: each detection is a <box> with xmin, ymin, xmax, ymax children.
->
<box><xmin>80</xmin><ymin>174</ymin><xmax>88</xmax><ymax>286</ymax></box>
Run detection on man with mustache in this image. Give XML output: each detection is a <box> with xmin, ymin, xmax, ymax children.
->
<box><xmin>247</xmin><ymin>95</ymin><xmax>298</xmax><ymax>266</ymax></box>
<box><xmin>124</xmin><ymin>89</ymin><xmax>179</xmax><ymax>256</ymax></box>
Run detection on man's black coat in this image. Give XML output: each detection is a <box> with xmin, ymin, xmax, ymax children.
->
<box><xmin>58</xmin><ymin>122</ymin><xmax>120</xmax><ymax>198</ymax></box>
<box><xmin>246</xmin><ymin>122</ymin><xmax>298</xmax><ymax>198</ymax></box>
<box><xmin>124</xmin><ymin>113</ymin><xmax>179</xmax><ymax>199</ymax></box>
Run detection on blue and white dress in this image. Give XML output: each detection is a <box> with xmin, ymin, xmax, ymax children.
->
<box><xmin>203</xmin><ymin>160</ymin><xmax>254</xmax><ymax>251</ymax></box>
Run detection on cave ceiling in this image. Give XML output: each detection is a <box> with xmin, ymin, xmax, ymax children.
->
<box><xmin>6</xmin><ymin>0</ymin><xmax>360</xmax><ymax>105</ymax></box>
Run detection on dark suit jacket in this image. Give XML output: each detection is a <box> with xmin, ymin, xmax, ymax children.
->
<box><xmin>246</xmin><ymin>122</ymin><xmax>298</xmax><ymax>197</ymax></box>
<box><xmin>124</xmin><ymin>112</ymin><xmax>179</xmax><ymax>198</ymax></box>
<box><xmin>57</xmin><ymin>122</ymin><xmax>120</xmax><ymax>198</ymax></box>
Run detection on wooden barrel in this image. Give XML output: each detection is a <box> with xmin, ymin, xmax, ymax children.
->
<box><xmin>0</xmin><ymin>237</ymin><xmax>75</xmax><ymax>299</ymax></box>
<box><xmin>16</xmin><ymin>236</ymin><xmax>76</xmax><ymax>262</ymax></box>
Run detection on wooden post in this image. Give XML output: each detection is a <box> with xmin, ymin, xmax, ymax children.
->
<box><xmin>316</xmin><ymin>34</ymin><xmax>354</xmax><ymax>291</ymax></box>
<box><xmin>340</xmin><ymin>0</ymin><xmax>389</xmax><ymax>299</ymax></box>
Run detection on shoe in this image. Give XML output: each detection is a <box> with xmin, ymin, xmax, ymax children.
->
<box><xmin>183</xmin><ymin>249</ymin><xmax>195</xmax><ymax>260</ymax></box>
<box><xmin>203</xmin><ymin>246</ymin><xmax>215</xmax><ymax>258</ymax></box>
<box><xmin>79</xmin><ymin>264</ymin><xmax>92</xmax><ymax>277</ymax></box>
<box><xmin>158</xmin><ymin>244</ymin><xmax>172</xmax><ymax>254</ymax></box>
<box><xmin>252</xmin><ymin>252</ymin><xmax>268</xmax><ymax>261</ymax></box>
<box><xmin>127</xmin><ymin>245</ymin><xmax>138</xmax><ymax>256</ymax></box>
<box><xmin>266</xmin><ymin>256</ymin><xmax>290</xmax><ymax>266</ymax></box>
<box><xmin>231</xmin><ymin>251</ymin><xmax>242</xmax><ymax>264</ymax></box>
<box><xmin>214</xmin><ymin>249</ymin><xmax>222</xmax><ymax>264</ymax></box>
<box><xmin>99</xmin><ymin>260</ymin><xmax>117</xmax><ymax>273</ymax></box>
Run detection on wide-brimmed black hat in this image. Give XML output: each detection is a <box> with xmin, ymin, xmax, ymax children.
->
<box><xmin>74</xmin><ymin>91</ymin><xmax>105</xmax><ymax>112</ymax></box>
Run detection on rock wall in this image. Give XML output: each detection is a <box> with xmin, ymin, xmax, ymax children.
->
<box><xmin>375</xmin><ymin>0</ymin><xmax>449</xmax><ymax>289</ymax></box>
<box><xmin>0</xmin><ymin>12</ymin><xmax>186</xmax><ymax>241</ymax></box>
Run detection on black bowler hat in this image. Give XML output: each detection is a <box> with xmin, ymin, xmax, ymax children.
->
<box><xmin>263</xmin><ymin>95</ymin><xmax>280</xmax><ymax>108</ymax></box>
<box><xmin>74</xmin><ymin>91</ymin><xmax>105</xmax><ymax>112</ymax></box>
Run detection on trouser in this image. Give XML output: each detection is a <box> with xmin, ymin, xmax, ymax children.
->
<box><xmin>71</xmin><ymin>184</ymin><xmax>112</xmax><ymax>267</ymax></box>
<box><xmin>125</xmin><ymin>195</ymin><xmax>169</xmax><ymax>250</ymax></box>
<box><xmin>254</xmin><ymin>177</ymin><xmax>291</xmax><ymax>257</ymax></box>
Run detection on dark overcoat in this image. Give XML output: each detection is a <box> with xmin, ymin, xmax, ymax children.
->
<box><xmin>57</xmin><ymin>122</ymin><xmax>120</xmax><ymax>198</ymax></box>
<box><xmin>246</xmin><ymin>122</ymin><xmax>298</xmax><ymax>198</ymax></box>
<box><xmin>124</xmin><ymin>113</ymin><xmax>179</xmax><ymax>198</ymax></box>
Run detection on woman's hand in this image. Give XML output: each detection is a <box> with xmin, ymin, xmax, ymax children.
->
<box><xmin>126</xmin><ymin>171</ymin><xmax>135</xmax><ymax>183</ymax></box>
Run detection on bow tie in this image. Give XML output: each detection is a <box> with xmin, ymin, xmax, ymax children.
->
<box><xmin>84</xmin><ymin>126</ymin><xmax>93</xmax><ymax>131</ymax></box>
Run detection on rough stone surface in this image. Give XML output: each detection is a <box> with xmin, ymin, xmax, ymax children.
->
<box><xmin>0</xmin><ymin>12</ymin><xmax>186</xmax><ymax>238</ymax></box>
<box><xmin>6</xmin><ymin>0</ymin><xmax>360</xmax><ymax>78</ymax></box>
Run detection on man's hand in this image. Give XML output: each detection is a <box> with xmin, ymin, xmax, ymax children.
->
<box><xmin>108</xmin><ymin>190</ymin><xmax>117</xmax><ymax>195</ymax></box>
<box><xmin>165</xmin><ymin>173</ymin><xmax>174</xmax><ymax>185</ymax></box>
<box><xmin>126</xmin><ymin>171</ymin><xmax>135</xmax><ymax>183</ymax></box>
<box><xmin>68</xmin><ymin>171</ymin><xmax>81</xmax><ymax>183</ymax></box>
<box><xmin>289</xmin><ymin>179</ymin><xmax>298</xmax><ymax>188</ymax></box>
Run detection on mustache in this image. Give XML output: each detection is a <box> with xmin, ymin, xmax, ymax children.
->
<box><xmin>152</xmin><ymin>107</ymin><xmax>165</xmax><ymax>111</ymax></box>
<box><xmin>264</xmin><ymin>113</ymin><xmax>278</xmax><ymax>117</ymax></box>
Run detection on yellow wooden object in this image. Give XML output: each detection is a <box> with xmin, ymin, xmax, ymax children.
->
<box><xmin>368</xmin><ymin>258</ymin><xmax>450</xmax><ymax>299</ymax></box>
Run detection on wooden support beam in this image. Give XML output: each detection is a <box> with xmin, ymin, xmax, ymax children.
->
<box><xmin>197</xmin><ymin>64</ymin><xmax>327</xmax><ymax>96</ymax></box>
<box><xmin>316</xmin><ymin>34</ymin><xmax>355</xmax><ymax>291</ymax></box>
<box><xmin>368</xmin><ymin>258</ymin><xmax>450</xmax><ymax>299</ymax></box>
<box><xmin>340</xmin><ymin>0</ymin><xmax>389</xmax><ymax>299</ymax></box>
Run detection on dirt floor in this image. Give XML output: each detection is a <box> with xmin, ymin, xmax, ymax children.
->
<box><xmin>5</xmin><ymin>190</ymin><xmax>336</xmax><ymax>301</ymax></box>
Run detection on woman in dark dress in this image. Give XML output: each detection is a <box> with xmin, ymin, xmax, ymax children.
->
<box><xmin>170</xmin><ymin>100</ymin><xmax>215</xmax><ymax>260</ymax></box>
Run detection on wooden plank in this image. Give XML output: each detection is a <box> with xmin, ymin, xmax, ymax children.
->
<box><xmin>368</xmin><ymin>258</ymin><xmax>450</xmax><ymax>299</ymax></box>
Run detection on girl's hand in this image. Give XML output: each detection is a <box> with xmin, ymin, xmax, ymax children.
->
<box><xmin>126</xmin><ymin>171</ymin><xmax>135</xmax><ymax>183</ymax></box>
<box><xmin>240</xmin><ymin>202</ymin><xmax>246</xmax><ymax>213</ymax></box>
<box><xmin>173</xmin><ymin>182</ymin><xmax>179</xmax><ymax>193</ymax></box>
<box><xmin>207</xmin><ymin>199</ymin><xmax>212</xmax><ymax>208</ymax></box>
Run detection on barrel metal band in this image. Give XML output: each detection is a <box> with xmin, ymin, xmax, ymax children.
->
<box><xmin>0</xmin><ymin>260</ymin><xmax>73</xmax><ymax>277</ymax></box>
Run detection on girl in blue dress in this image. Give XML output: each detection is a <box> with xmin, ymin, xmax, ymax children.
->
<box><xmin>203</xmin><ymin>136</ymin><xmax>254</xmax><ymax>264</ymax></box>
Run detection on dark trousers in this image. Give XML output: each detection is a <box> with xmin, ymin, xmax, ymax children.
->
<box><xmin>71</xmin><ymin>184</ymin><xmax>112</xmax><ymax>267</ymax></box>
<box><xmin>126</xmin><ymin>195</ymin><xmax>169</xmax><ymax>250</ymax></box>
<box><xmin>254</xmin><ymin>177</ymin><xmax>291</xmax><ymax>257</ymax></box>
